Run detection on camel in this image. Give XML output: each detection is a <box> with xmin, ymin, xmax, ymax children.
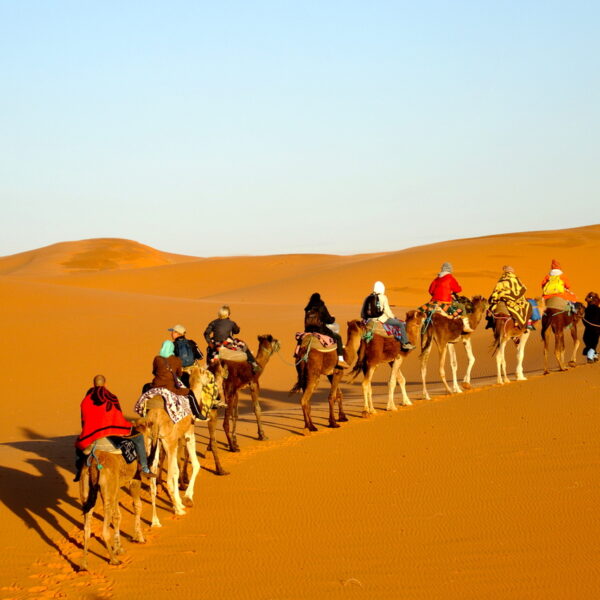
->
<box><xmin>79</xmin><ymin>449</ymin><xmax>144</xmax><ymax>570</ymax></box>
<box><xmin>349</xmin><ymin>311</ymin><xmax>423</xmax><ymax>415</ymax></box>
<box><xmin>419</xmin><ymin>295</ymin><xmax>488</xmax><ymax>400</ymax></box>
<box><xmin>210</xmin><ymin>334</ymin><xmax>280</xmax><ymax>452</ymax></box>
<box><xmin>490</xmin><ymin>302</ymin><xmax>533</xmax><ymax>384</ymax></box>
<box><xmin>291</xmin><ymin>320</ymin><xmax>362</xmax><ymax>433</ymax></box>
<box><xmin>138</xmin><ymin>363</ymin><xmax>219</xmax><ymax>525</ymax></box>
<box><xmin>541</xmin><ymin>300</ymin><xmax>584</xmax><ymax>373</ymax></box>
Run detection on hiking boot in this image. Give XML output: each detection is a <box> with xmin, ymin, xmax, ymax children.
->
<box><xmin>401</xmin><ymin>342</ymin><xmax>416</xmax><ymax>351</ymax></box>
<box><xmin>141</xmin><ymin>468</ymin><xmax>157</xmax><ymax>479</ymax></box>
<box><xmin>251</xmin><ymin>362</ymin><xmax>261</xmax><ymax>373</ymax></box>
<box><xmin>213</xmin><ymin>399</ymin><xmax>228</xmax><ymax>409</ymax></box>
<box><xmin>337</xmin><ymin>357</ymin><xmax>351</xmax><ymax>369</ymax></box>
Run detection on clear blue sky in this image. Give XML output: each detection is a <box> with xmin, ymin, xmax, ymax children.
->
<box><xmin>1</xmin><ymin>1</ymin><xmax>598</xmax><ymax>256</ymax></box>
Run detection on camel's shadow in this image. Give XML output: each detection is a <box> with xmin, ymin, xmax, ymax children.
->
<box><xmin>0</xmin><ymin>454</ymin><xmax>80</xmax><ymax>570</ymax></box>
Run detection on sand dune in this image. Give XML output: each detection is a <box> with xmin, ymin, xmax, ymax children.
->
<box><xmin>1</xmin><ymin>225</ymin><xmax>599</xmax><ymax>599</ymax></box>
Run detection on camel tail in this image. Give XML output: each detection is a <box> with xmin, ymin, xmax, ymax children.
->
<box><xmin>348</xmin><ymin>343</ymin><xmax>366</xmax><ymax>382</ymax></box>
<box><xmin>290</xmin><ymin>362</ymin><xmax>307</xmax><ymax>394</ymax></box>
<box><xmin>81</xmin><ymin>465</ymin><xmax>100</xmax><ymax>515</ymax></box>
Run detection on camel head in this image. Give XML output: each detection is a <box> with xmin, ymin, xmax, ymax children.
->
<box><xmin>574</xmin><ymin>302</ymin><xmax>585</xmax><ymax>319</ymax></box>
<box><xmin>257</xmin><ymin>334</ymin><xmax>281</xmax><ymax>355</ymax></box>
<box><xmin>585</xmin><ymin>291</ymin><xmax>600</xmax><ymax>306</ymax></box>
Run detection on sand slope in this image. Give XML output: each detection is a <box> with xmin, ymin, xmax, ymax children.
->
<box><xmin>1</xmin><ymin>225</ymin><xmax>599</xmax><ymax>599</ymax></box>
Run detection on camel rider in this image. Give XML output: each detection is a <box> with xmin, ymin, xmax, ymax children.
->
<box><xmin>541</xmin><ymin>259</ymin><xmax>578</xmax><ymax>303</ymax></box>
<box><xmin>169</xmin><ymin>324</ymin><xmax>203</xmax><ymax>386</ymax></box>
<box><xmin>487</xmin><ymin>266</ymin><xmax>530</xmax><ymax>328</ymax></box>
<box><xmin>74</xmin><ymin>374</ymin><xmax>156</xmax><ymax>482</ymax></box>
<box><xmin>362</xmin><ymin>281</ymin><xmax>416</xmax><ymax>351</ymax></box>
<box><xmin>304</xmin><ymin>292</ymin><xmax>350</xmax><ymax>368</ymax></box>
<box><xmin>152</xmin><ymin>340</ymin><xmax>204</xmax><ymax>419</ymax></box>
<box><xmin>204</xmin><ymin>305</ymin><xmax>260</xmax><ymax>371</ymax></box>
<box><xmin>420</xmin><ymin>262</ymin><xmax>473</xmax><ymax>332</ymax></box>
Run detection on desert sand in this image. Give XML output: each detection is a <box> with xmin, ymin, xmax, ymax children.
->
<box><xmin>1</xmin><ymin>225</ymin><xmax>599</xmax><ymax>599</ymax></box>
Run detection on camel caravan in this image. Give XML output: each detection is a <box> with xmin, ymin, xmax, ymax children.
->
<box><xmin>75</xmin><ymin>259</ymin><xmax>599</xmax><ymax>569</ymax></box>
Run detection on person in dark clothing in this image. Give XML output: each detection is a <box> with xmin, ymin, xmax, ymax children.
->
<box><xmin>304</xmin><ymin>292</ymin><xmax>349</xmax><ymax>368</ymax></box>
<box><xmin>583</xmin><ymin>292</ymin><xmax>600</xmax><ymax>362</ymax></box>
<box><xmin>204</xmin><ymin>305</ymin><xmax>259</xmax><ymax>370</ymax></box>
<box><xmin>169</xmin><ymin>323</ymin><xmax>203</xmax><ymax>386</ymax></box>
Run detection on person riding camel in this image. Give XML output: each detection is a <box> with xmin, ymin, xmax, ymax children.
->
<box><xmin>419</xmin><ymin>262</ymin><xmax>473</xmax><ymax>333</ymax></box>
<box><xmin>303</xmin><ymin>292</ymin><xmax>350</xmax><ymax>368</ymax></box>
<box><xmin>152</xmin><ymin>340</ymin><xmax>204</xmax><ymax>419</ymax></box>
<box><xmin>74</xmin><ymin>374</ymin><xmax>156</xmax><ymax>482</ymax></box>
<box><xmin>169</xmin><ymin>324</ymin><xmax>203</xmax><ymax>386</ymax></box>
<box><xmin>361</xmin><ymin>281</ymin><xmax>416</xmax><ymax>351</ymax></box>
<box><xmin>204</xmin><ymin>305</ymin><xmax>260</xmax><ymax>372</ymax></box>
<box><xmin>583</xmin><ymin>292</ymin><xmax>600</xmax><ymax>363</ymax></box>
<box><xmin>541</xmin><ymin>259</ymin><xmax>578</xmax><ymax>303</ymax></box>
<box><xmin>487</xmin><ymin>266</ymin><xmax>530</xmax><ymax>328</ymax></box>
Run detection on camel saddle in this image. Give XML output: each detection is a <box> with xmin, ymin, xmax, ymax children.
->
<box><xmin>82</xmin><ymin>437</ymin><xmax>121</xmax><ymax>455</ymax></box>
<box><xmin>366</xmin><ymin>320</ymin><xmax>395</xmax><ymax>338</ymax></box>
<box><xmin>545</xmin><ymin>296</ymin><xmax>570</xmax><ymax>311</ymax></box>
<box><xmin>218</xmin><ymin>346</ymin><xmax>247</xmax><ymax>362</ymax></box>
<box><xmin>297</xmin><ymin>332</ymin><xmax>337</xmax><ymax>352</ymax></box>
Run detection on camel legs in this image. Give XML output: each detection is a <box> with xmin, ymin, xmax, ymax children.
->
<box><xmin>300</xmin><ymin>375</ymin><xmax>320</xmax><ymax>433</ymax></box>
<box><xmin>555</xmin><ymin>329</ymin><xmax>567</xmax><ymax>371</ymax></box>
<box><xmin>461</xmin><ymin>338</ymin><xmax>475</xmax><ymax>390</ymax></box>
<box><xmin>569</xmin><ymin>325</ymin><xmax>580</xmax><ymax>367</ymax></box>
<box><xmin>163</xmin><ymin>439</ymin><xmax>186</xmax><ymax>515</ymax></box>
<box><xmin>331</xmin><ymin>370</ymin><xmax>348</xmax><ymax>422</ymax></box>
<box><xmin>249</xmin><ymin>381</ymin><xmax>268</xmax><ymax>441</ymax></box>
<box><xmin>420</xmin><ymin>345</ymin><xmax>432</xmax><ymax>400</ymax></box>
<box><xmin>223</xmin><ymin>394</ymin><xmax>240</xmax><ymax>452</ymax></box>
<box><xmin>447</xmin><ymin>344</ymin><xmax>462</xmax><ymax>394</ymax></box>
<box><xmin>80</xmin><ymin>469</ymin><xmax>92</xmax><ymax>571</ymax></box>
<box><xmin>181</xmin><ymin>427</ymin><xmax>200</xmax><ymax>508</ymax></box>
<box><xmin>438</xmin><ymin>343</ymin><xmax>454</xmax><ymax>395</ymax></box>
<box><xmin>130</xmin><ymin>479</ymin><xmax>145</xmax><ymax>543</ymax></box>
<box><xmin>515</xmin><ymin>331</ymin><xmax>529</xmax><ymax>380</ymax></box>
<box><xmin>99</xmin><ymin>472</ymin><xmax>122</xmax><ymax>565</ymax></box>
<box><xmin>323</xmin><ymin>373</ymin><xmax>340</xmax><ymax>428</ymax></box>
<box><xmin>149</xmin><ymin>444</ymin><xmax>162</xmax><ymax>527</ymax></box>
<box><xmin>496</xmin><ymin>339</ymin><xmax>510</xmax><ymax>384</ymax></box>
<box><xmin>387</xmin><ymin>356</ymin><xmax>411</xmax><ymax>409</ymax></box>
<box><xmin>361</xmin><ymin>366</ymin><xmax>377</xmax><ymax>417</ymax></box>
<box><xmin>207</xmin><ymin>409</ymin><xmax>228</xmax><ymax>475</ymax></box>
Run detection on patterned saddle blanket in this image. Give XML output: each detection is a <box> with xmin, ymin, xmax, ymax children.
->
<box><xmin>363</xmin><ymin>320</ymin><xmax>401</xmax><ymax>340</ymax></box>
<box><xmin>294</xmin><ymin>332</ymin><xmax>337</xmax><ymax>358</ymax></box>
<box><xmin>135</xmin><ymin>388</ymin><xmax>192</xmax><ymax>424</ymax></box>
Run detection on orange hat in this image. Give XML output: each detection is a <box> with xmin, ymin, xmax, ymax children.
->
<box><xmin>551</xmin><ymin>259</ymin><xmax>561</xmax><ymax>270</ymax></box>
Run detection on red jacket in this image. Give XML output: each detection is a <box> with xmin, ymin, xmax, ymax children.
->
<box><xmin>428</xmin><ymin>274</ymin><xmax>462</xmax><ymax>303</ymax></box>
<box><xmin>75</xmin><ymin>386</ymin><xmax>132</xmax><ymax>450</ymax></box>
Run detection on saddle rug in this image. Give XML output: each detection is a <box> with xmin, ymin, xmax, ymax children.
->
<box><xmin>362</xmin><ymin>320</ymin><xmax>400</xmax><ymax>339</ymax></box>
<box><xmin>218</xmin><ymin>346</ymin><xmax>247</xmax><ymax>362</ymax></box>
<box><xmin>545</xmin><ymin>296</ymin><xmax>570</xmax><ymax>311</ymax></box>
<box><xmin>82</xmin><ymin>437</ymin><xmax>120</xmax><ymax>455</ymax></box>
<box><xmin>293</xmin><ymin>332</ymin><xmax>337</xmax><ymax>361</ymax></box>
<box><xmin>135</xmin><ymin>387</ymin><xmax>192</xmax><ymax>423</ymax></box>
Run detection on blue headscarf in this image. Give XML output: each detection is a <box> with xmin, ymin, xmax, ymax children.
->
<box><xmin>159</xmin><ymin>340</ymin><xmax>175</xmax><ymax>358</ymax></box>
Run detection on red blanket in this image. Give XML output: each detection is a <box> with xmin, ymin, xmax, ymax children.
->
<box><xmin>75</xmin><ymin>386</ymin><xmax>132</xmax><ymax>450</ymax></box>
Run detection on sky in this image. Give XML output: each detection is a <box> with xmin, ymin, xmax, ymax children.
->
<box><xmin>1</xmin><ymin>1</ymin><xmax>599</xmax><ymax>257</ymax></box>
